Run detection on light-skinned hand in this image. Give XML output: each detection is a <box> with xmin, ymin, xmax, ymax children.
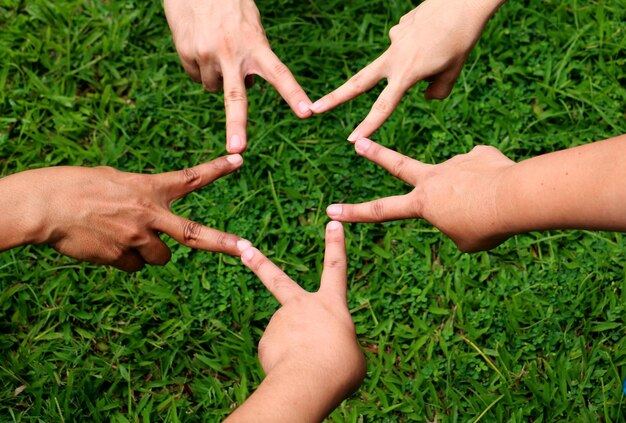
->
<box><xmin>164</xmin><ymin>0</ymin><xmax>313</xmax><ymax>153</ymax></box>
<box><xmin>311</xmin><ymin>0</ymin><xmax>505</xmax><ymax>141</ymax></box>
<box><xmin>326</xmin><ymin>138</ymin><xmax>515</xmax><ymax>252</ymax></box>
<box><xmin>225</xmin><ymin>222</ymin><xmax>366</xmax><ymax>422</ymax></box>
<box><xmin>0</xmin><ymin>155</ymin><xmax>250</xmax><ymax>272</ymax></box>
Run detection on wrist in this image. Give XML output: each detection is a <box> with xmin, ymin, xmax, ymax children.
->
<box><xmin>0</xmin><ymin>170</ymin><xmax>50</xmax><ymax>250</ymax></box>
<box><xmin>226</xmin><ymin>357</ymin><xmax>365</xmax><ymax>423</ymax></box>
<box><xmin>494</xmin><ymin>161</ymin><xmax>531</xmax><ymax>239</ymax></box>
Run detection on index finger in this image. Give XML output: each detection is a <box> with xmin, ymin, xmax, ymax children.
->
<box><xmin>155</xmin><ymin>154</ymin><xmax>244</xmax><ymax>203</ymax></box>
<box><xmin>257</xmin><ymin>50</ymin><xmax>312</xmax><ymax>119</ymax></box>
<box><xmin>222</xmin><ymin>66</ymin><xmax>249</xmax><ymax>153</ymax></box>
<box><xmin>348</xmin><ymin>82</ymin><xmax>405</xmax><ymax>141</ymax></box>
<box><xmin>309</xmin><ymin>55</ymin><xmax>386</xmax><ymax>115</ymax></box>
<box><xmin>327</xmin><ymin>194</ymin><xmax>418</xmax><ymax>223</ymax></box>
<box><xmin>241</xmin><ymin>247</ymin><xmax>303</xmax><ymax>305</ymax></box>
<box><xmin>154</xmin><ymin>212</ymin><xmax>242</xmax><ymax>256</ymax></box>
<box><xmin>353</xmin><ymin>138</ymin><xmax>427</xmax><ymax>185</ymax></box>
<box><xmin>319</xmin><ymin>221</ymin><xmax>348</xmax><ymax>303</ymax></box>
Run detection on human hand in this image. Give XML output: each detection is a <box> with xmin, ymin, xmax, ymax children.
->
<box><xmin>4</xmin><ymin>155</ymin><xmax>248</xmax><ymax>272</ymax></box>
<box><xmin>326</xmin><ymin>139</ymin><xmax>515</xmax><ymax>252</ymax></box>
<box><xmin>226</xmin><ymin>222</ymin><xmax>365</xmax><ymax>422</ymax></box>
<box><xmin>311</xmin><ymin>0</ymin><xmax>504</xmax><ymax>141</ymax></box>
<box><xmin>164</xmin><ymin>0</ymin><xmax>313</xmax><ymax>153</ymax></box>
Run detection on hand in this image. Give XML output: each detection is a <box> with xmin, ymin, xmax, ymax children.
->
<box><xmin>326</xmin><ymin>139</ymin><xmax>515</xmax><ymax>252</ymax></box>
<box><xmin>226</xmin><ymin>222</ymin><xmax>365</xmax><ymax>422</ymax></box>
<box><xmin>164</xmin><ymin>0</ymin><xmax>313</xmax><ymax>153</ymax></box>
<box><xmin>311</xmin><ymin>0</ymin><xmax>504</xmax><ymax>141</ymax></box>
<box><xmin>2</xmin><ymin>154</ymin><xmax>249</xmax><ymax>272</ymax></box>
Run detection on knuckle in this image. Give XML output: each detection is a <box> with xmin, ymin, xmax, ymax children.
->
<box><xmin>214</xmin><ymin>232</ymin><xmax>229</xmax><ymax>249</ymax></box>
<box><xmin>370</xmin><ymin>199</ymin><xmax>385</xmax><ymax>220</ymax></box>
<box><xmin>269</xmin><ymin>274</ymin><xmax>291</xmax><ymax>291</ymax></box>
<box><xmin>471</xmin><ymin>145</ymin><xmax>498</xmax><ymax>155</ymax></box>
<box><xmin>350</xmin><ymin>72</ymin><xmax>366</xmax><ymax>92</ymax></box>
<box><xmin>286</xmin><ymin>86</ymin><xmax>303</xmax><ymax>99</ymax></box>
<box><xmin>132</xmin><ymin>197</ymin><xmax>158</xmax><ymax>215</ymax></box>
<box><xmin>225</xmin><ymin>89</ymin><xmax>247</xmax><ymax>104</ymax></box>
<box><xmin>373</xmin><ymin>97</ymin><xmax>391</xmax><ymax>114</ymax></box>
<box><xmin>388</xmin><ymin>26</ymin><xmax>400</xmax><ymax>40</ymax></box>
<box><xmin>183</xmin><ymin>221</ymin><xmax>202</xmax><ymax>243</ymax></box>
<box><xmin>326</xmin><ymin>257</ymin><xmax>345</xmax><ymax>270</ymax></box>
<box><xmin>181</xmin><ymin>167</ymin><xmax>201</xmax><ymax>187</ymax></box>
<box><xmin>391</xmin><ymin>157</ymin><xmax>407</xmax><ymax>179</ymax></box>
<box><xmin>194</xmin><ymin>46</ymin><xmax>213</xmax><ymax>64</ymax></box>
<box><xmin>226</xmin><ymin>118</ymin><xmax>246</xmax><ymax>128</ymax></box>
<box><xmin>95</xmin><ymin>165</ymin><xmax>118</xmax><ymax>175</ymax></box>
<box><xmin>270</xmin><ymin>61</ymin><xmax>290</xmax><ymax>79</ymax></box>
<box><xmin>178</xmin><ymin>47</ymin><xmax>195</xmax><ymax>64</ymax></box>
<box><xmin>257</xmin><ymin>338</ymin><xmax>268</xmax><ymax>361</ymax></box>
<box><xmin>208</xmin><ymin>158</ymin><xmax>228</xmax><ymax>175</ymax></box>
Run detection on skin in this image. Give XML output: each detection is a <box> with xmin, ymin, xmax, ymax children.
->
<box><xmin>164</xmin><ymin>0</ymin><xmax>313</xmax><ymax>154</ymax></box>
<box><xmin>0</xmin><ymin>154</ymin><xmax>251</xmax><ymax>272</ymax></box>
<box><xmin>225</xmin><ymin>222</ymin><xmax>366</xmax><ymax>423</ymax></box>
<box><xmin>327</xmin><ymin>135</ymin><xmax>626</xmax><ymax>252</ymax></box>
<box><xmin>310</xmin><ymin>0</ymin><xmax>507</xmax><ymax>141</ymax></box>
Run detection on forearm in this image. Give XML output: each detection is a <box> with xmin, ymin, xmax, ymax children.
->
<box><xmin>497</xmin><ymin>134</ymin><xmax>626</xmax><ymax>235</ymax></box>
<box><xmin>0</xmin><ymin>171</ymin><xmax>44</xmax><ymax>251</ymax></box>
<box><xmin>224</xmin><ymin>363</ymin><xmax>351</xmax><ymax>423</ymax></box>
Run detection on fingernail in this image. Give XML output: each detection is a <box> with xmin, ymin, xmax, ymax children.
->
<box><xmin>310</xmin><ymin>100</ymin><xmax>325</xmax><ymax>113</ymax></box>
<box><xmin>328</xmin><ymin>221</ymin><xmax>342</xmax><ymax>231</ymax></box>
<box><xmin>241</xmin><ymin>248</ymin><xmax>254</xmax><ymax>262</ymax></box>
<box><xmin>237</xmin><ymin>239</ymin><xmax>252</xmax><ymax>252</ymax></box>
<box><xmin>298</xmin><ymin>101</ymin><xmax>310</xmax><ymax>114</ymax></box>
<box><xmin>227</xmin><ymin>154</ymin><xmax>243</xmax><ymax>165</ymax></box>
<box><xmin>355</xmin><ymin>138</ymin><xmax>371</xmax><ymax>154</ymax></box>
<box><xmin>347</xmin><ymin>130</ymin><xmax>361</xmax><ymax>143</ymax></box>
<box><xmin>230</xmin><ymin>134</ymin><xmax>242</xmax><ymax>151</ymax></box>
<box><xmin>327</xmin><ymin>204</ymin><xmax>343</xmax><ymax>217</ymax></box>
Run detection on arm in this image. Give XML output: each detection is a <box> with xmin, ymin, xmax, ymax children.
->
<box><xmin>311</xmin><ymin>0</ymin><xmax>507</xmax><ymax>141</ymax></box>
<box><xmin>163</xmin><ymin>0</ymin><xmax>312</xmax><ymax>153</ymax></box>
<box><xmin>326</xmin><ymin>134</ymin><xmax>626</xmax><ymax>252</ymax></box>
<box><xmin>499</xmin><ymin>134</ymin><xmax>626</xmax><ymax>234</ymax></box>
<box><xmin>0</xmin><ymin>154</ymin><xmax>250</xmax><ymax>271</ymax></box>
<box><xmin>225</xmin><ymin>222</ymin><xmax>366</xmax><ymax>422</ymax></box>
<box><xmin>0</xmin><ymin>173</ymin><xmax>43</xmax><ymax>251</ymax></box>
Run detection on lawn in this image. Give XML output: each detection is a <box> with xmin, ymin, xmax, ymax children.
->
<box><xmin>1</xmin><ymin>0</ymin><xmax>626</xmax><ymax>421</ymax></box>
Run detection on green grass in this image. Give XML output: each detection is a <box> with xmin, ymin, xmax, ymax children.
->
<box><xmin>1</xmin><ymin>0</ymin><xmax>626</xmax><ymax>421</ymax></box>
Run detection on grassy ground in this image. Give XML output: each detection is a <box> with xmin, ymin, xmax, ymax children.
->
<box><xmin>1</xmin><ymin>0</ymin><xmax>626</xmax><ymax>421</ymax></box>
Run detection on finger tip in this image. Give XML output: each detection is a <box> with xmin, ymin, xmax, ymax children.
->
<box><xmin>241</xmin><ymin>247</ymin><xmax>255</xmax><ymax>263</ymax></box>
<box><xmin>228</xmin><ymin>134</ymin><xmax>246</xmax><ymax>153</ymax></box>
<box><xmin>297</xmin><ymin>100</ymin><xmax>311</xmax><ymax>116</ymax></box>
<box><xmin>226</xmin><ymin>154</ymin><xmax>244</xmax><ymax>166</ymax></box>
<box><xmin>354</xmin><ymin>138</ymin><xmax>372</xmax><ymax>155</ymax></box>
<box><xmin>237</xmin><ymin>239</ymin><xmax>252</xmax><ymax>254</ymax></box>
<box><xmin>347</xmin><ymin>129</ymin><xmax>362</xmax><ymax>143</ymax></box>
<box><xmin>326</xmin><ymin>204</ymin><xmax>343</xmax><ymax>218</ymax></box>
<box><xmin>327</xmin><ymin>221</ymin><xmax>343</xmax><ymax>231</ymax></box>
